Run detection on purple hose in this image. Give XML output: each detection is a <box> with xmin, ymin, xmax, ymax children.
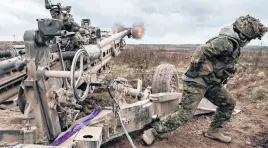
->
<box><xmin>49</xmin><ymin>108</ymin><xmax>102</xmax><ymax>146</ymax></box>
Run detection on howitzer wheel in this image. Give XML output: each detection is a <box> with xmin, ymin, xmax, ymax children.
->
<box><xmin>152</xmin><ymin>64</ymin><xmax>179</xmax><ymax>93</ymax></box>
<box><xmin>71</xmin><ymin>49</ymin><xmax>90</xmax><ymax>102</ymax></box>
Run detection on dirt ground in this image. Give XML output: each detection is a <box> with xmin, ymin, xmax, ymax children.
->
<box><xmin>103</xmin><ymin>100</ymin><xmax>268</xmax><ymax>148</ymax></box>
<box><xmin>1</xmin><ymin>48</ymin><xmax>268</xmax><ymax>148</ymax></box>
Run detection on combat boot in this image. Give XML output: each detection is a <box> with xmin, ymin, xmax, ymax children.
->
<box><xmin>142</xmin><ymin>128</ymin><xmax>157</xmax><ymax>146</ymax></box>
<box><xmin>204</xmin><ymin>127</ymin><xmax>231</xmax><ymax>143</ymax></box>
<box><xmin>142</xmin><ymin>128</ymin><xmax>168</xmax><ymax>146</ymax></box>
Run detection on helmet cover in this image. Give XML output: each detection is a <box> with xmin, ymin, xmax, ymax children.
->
<box><xmin>233</xmin><ymin>14</ymin><xmax>268</xmax><ymax>40</ymax></box>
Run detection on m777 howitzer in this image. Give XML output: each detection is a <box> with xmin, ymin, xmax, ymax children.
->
<box><xmin>0</xmin><ymin>45</ymin><xmax>26</xmax><ymax>107</ymax></box>
<box><xmin>14</xmin><ymin>22</ymin><xmax>148</xmax><ymax>147</ymax></box>
<box><xmin>0</xmin><ymin>1</ymin><xmax>219</xmax><ymax>148</ymax></box>
<box><xmin>0</xmin><ymin>0</ymin><xmax>143</xmax><ymax>147</ymax></box>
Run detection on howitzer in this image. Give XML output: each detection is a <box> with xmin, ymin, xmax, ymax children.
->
<box><xmin>0</xmin><ymin>0</ymin><xmax>146</xmax><ymax>146</ymax></box>
<box><xmin>0</xmin><ymin>45</ymin><xmax>26</xmax><ymax>105</ymax></box>
<box><xmin>0</xmin><ymin>45</ymin><xmax>25</xmax><ymax>58</ymax></box>
<box><xmin>0</xmin><ymin>1</ymin><xmax>223</xmax><ymax>148</ymax></box>
<box><xmin>19</xmin><ymin>22</ymin><xmax>144</xmax><ymax>142</ymax></box>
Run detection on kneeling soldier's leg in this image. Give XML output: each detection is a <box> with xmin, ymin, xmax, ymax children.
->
<box><xmin>142</xmin><ymin>81</ymin><xmax>207</xmax><ymax>145</ymax></box>
<box><xmin>154</xmin><ymin>81</ymin><xmax>206</xmax><ymax>134</ymax></box>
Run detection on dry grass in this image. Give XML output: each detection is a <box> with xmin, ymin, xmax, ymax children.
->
<box><xmin>116</xmin><ymin>45</ymin><xmax>191</xmax><ymax>69</ymax></box>
<box><xmin>110</xmin><ymin>46</ymin><xmax>192</xmax><ymax>88</ymax></box>
<box><xmin>0</xmin><ymin>41</ymin><xmax>24</xmax><ymax>50</ymax></box>
<box><xmin>251</xmin><ymin>86</ymin><xmax>268</xmax><ymax>101</ymax></box>
<box><xmin>240</xmin><ymin>49</ymin><xmax>268</xmax><ymax>70</ymax></box>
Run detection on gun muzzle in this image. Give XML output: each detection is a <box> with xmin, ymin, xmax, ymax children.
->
<box><xmin>113</xmin><ymin>23</ymin><xmax>144</xmax><ymax>39</ymax></box>
<box><xmin>130</xmin><ymin>23</ymin><xmax>144</xmax><ymax>39</ymax></box>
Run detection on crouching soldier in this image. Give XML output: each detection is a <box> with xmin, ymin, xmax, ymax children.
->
<box><xmin>142</xmin><ymin>15</ymin><xmax>268</xmax><ymax>145</ymax></box>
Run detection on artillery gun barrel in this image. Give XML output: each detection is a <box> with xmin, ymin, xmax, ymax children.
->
<box><xmin>98</xmin><ymin>30</ymin><xmax>129</xmax><ymax>48</ymax></box>
<box><xmin>0</xmin><ymin>57</ymin><xmax>26</xmax><ymax>76</ymax></box>
<box><xmin>84</xmin><ymin>30</ymin><xmax>129</xmax><ymax>61</ymax></box>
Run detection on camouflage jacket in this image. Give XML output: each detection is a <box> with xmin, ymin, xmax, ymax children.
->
<box><xmin>182</xmin><ymin>26</ymin><xmax>241</xmax><ymax>86</ymax></box>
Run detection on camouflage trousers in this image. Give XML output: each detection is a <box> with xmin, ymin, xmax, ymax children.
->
<box><xmin>154</xmin><ymin>80</ymin><xmax>236</xmax><ymax>134</ymax></box>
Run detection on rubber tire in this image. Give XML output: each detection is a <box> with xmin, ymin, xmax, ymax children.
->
<box><xmin>151</xmin><ymin>64</ymin><xmax>179</xmax><ymax>93</ymax></box>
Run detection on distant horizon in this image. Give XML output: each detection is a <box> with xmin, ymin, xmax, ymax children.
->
<box><xmin>0</xmin><ymin>40</ymin><xmax>267</xmax><ymax>47</ymax></box>
<box><xmin>0</xmin><ymin>35</ymin><xmax>266</xmax><ymax>47</ymax></box>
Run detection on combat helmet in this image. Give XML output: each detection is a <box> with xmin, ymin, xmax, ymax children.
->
<box><xmin>233</xmin><ymin>14</ymin><xmax>268</xmax><ymax>40</ymax></box>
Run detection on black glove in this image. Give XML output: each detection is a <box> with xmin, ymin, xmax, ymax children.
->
<box><xmin>227</xmin><ymin>67</ymin><xmax>236</xmax><ymax>74</ymax></box>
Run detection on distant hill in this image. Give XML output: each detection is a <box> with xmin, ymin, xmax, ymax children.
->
<box><xmin>128</xmin><ymin>44</ymin><xmax>268</xmax><ymax>51</ymax></box>
<box><xmin>0</xmin><ymin>41</ymin><xmax>267</xmax><ymax>51</ymax></box>
<box><xmin>0</xmin><ymin>41</ymin><xmax>24</xmax><ymax>49</ymax></box>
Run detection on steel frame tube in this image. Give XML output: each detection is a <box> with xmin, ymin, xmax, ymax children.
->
<box><xmin>44</xmin><ymin>71</ymin><xmax>80</xmax><ymax>78</ymax></box>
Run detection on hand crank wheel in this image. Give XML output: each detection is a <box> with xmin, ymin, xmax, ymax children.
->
<box><xmin>70</xmin><ymin>49</ymin><xmax>90</xmax><ymax>102</ymax></box>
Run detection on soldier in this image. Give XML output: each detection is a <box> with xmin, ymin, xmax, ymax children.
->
<box><xmin>142</xmin><ymin>15</ymin><xmax>268</xmax><ymax>145</ymax></box>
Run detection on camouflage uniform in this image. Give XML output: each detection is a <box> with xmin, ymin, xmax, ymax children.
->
<box><xmin>143</xmin><ymin>15</ymin><xmax>268</xmax><ymax>144</ymax></box>
<box><xmin>154</xmin><ymin>33</ymin><xmax>239</xmax><ymax>133</ymax></box>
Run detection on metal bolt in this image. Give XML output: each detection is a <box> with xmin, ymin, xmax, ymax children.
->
<box><xmin>26</xmin><ymin>123</ymin><xmax>31</xmax><ymax>130</ymax></box>
<box><xmin>23</xmin><ymin>117</ymin><xmax>34</xmax><ymax>130</ymax></box>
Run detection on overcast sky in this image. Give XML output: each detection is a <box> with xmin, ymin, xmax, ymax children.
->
<box><xmin>0</xmin><ymin>0</ymin><xmax>267</xmax><ymax>46</ymax></box>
